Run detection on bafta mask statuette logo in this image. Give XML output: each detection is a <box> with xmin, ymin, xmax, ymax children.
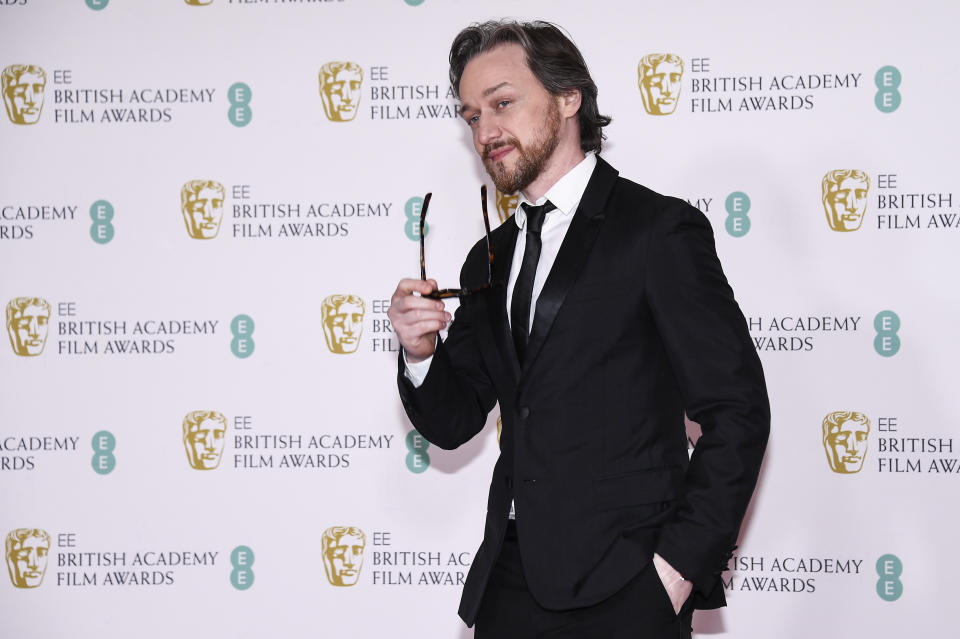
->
<box><xmin>2</xmin><ymin>65</ymin><xmax>46</xmax><ymax>125</ymax></box>
<box><xmin>638</xmin><ymin>54</ymin><xmax>683</xmax><ymax>116</ymax></box>
<box><xmin>822</xmin><ymin>170</ymin><xmax>870</xmax><ymax>232</ymax></box>
<box><xmin>321</xmin><ymin>294</ymin><xmax>365</xmax><ymax>354</ymax></box>
<box><xmin>822</xmin><ymin>411</ymin><xmax>870</xmax><ymax>474</ymax></box>
<box><xmin>181</xmin><ymin>180</ymin><xmax>225</xmax><ymax>239</ymax></box>
<box><xmin>6</xmin><ymin>297</ymin><xmax>51</xmax><ymax>356</ymax></box>
<box><xmin>183</xmin><ymin>411</ymin><xmax>227</xmax><ymax>470</ymax></box>
<box><xmin>322</xmin><ymin>526</ymin><xmax>365</xmax><ymax>586</ymax></box>
<box><xmin>319</xmin><ymin>62</ymin><xmax>363</xmax><ymax>122</ymax></box>
<box><xmin>6</xmin><ymin>529</ymin><xmax>50</xmax><ymax>588</ymax></box>
<box><xmin>494</xmin><ymin>188</ymin><xmax>519</xmax><ymax>225</ymax></box>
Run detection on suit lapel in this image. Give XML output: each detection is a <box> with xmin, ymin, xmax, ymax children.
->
<box><xmin>523</xmin><ymin>158</ymin><xmax>618</xmax><ymax>373</ymax></box>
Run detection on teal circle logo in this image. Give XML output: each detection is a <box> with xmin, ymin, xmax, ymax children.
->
<box><xmin>91</xmin><ymin>430</ymin><xmax>116</xmax><ymax>475</ymax></box>
<box><xmin>230</xmin><ymin>545</ymin><xmax>255</xmax><ymax>591</ymax></box>
<box><xmin>404</xmin><ymin>0</ymin><xmax>426</xmax><ymax>5</ymax></box>
<box><xmin>873</xmin><ymin>310</ymin><xmax>900</xmax><ymax>357</ymax></box>
<box><xmin>405</xmin><ymin>429</ymin><xmax>430</xmax><ymax>473</ymax></box>
<box><xmin>874</xmin><ymin>66</ymin><xmax>901</xmax><ymax>113</ymax></box>
<box><xmin>724</xmin><ymin>191</ymin><xmax>751</xmax><ymax>237</ymax></box>
<box><xmin>85</xmin><ymin>0</ymin><xmax>109</xmax><ymax>10</ymax></box>
<box><xmin>875</xmin><ymin>554</ymin><xmax>903</xmax><ymax>601</ymax></box>
<box><xmin>90</xmin><ymin>200</ymin><xmax>115</xmax><ymax>244</ymax></box>
<box><xmin>231</xmin><ymin>314</ymin><xmax>255</xmax><ymax>358</ymax></box>
<box><xmin>404</xmin><ymin>196</ymin><xmax>426</xmax><ymax>241</ymax></box>
<box><xmin>228</xmin><ymin>82</ymin><xmax>252</xmax><ymax>128</ymax></box>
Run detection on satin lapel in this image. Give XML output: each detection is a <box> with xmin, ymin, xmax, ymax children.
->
<box><xmin>523</xmin><ymin>159</ymin><xmax>619</xmax><ymax>374</ymax></box>
<box><xmin>485</xmin><ymin>218</ymin><xmax>521</xmax><ymax>383</ymax></box>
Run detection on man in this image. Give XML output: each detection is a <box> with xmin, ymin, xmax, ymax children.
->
<box><xmin>6</xmin><ymin>297</ymin><xmax>51</xmax><ymax>356</ymax></box>
<box><xmin>182</xmin><ymin>410</ymin><xmax>228</xmax><ymax>470</ymax></box>
<box><xmin>321</xmin><ymin>526</ymin><xmax>366</xmax><ymax>587</ymax></box>
<box><xmin>821</xmin><ymin>169</ymin><xmax>870</xmax><ymax>232</ymax></box>
<box><xmin>319</xmin><ymin>61</ymin><xmax>363</xmax><ymax>122</ymax></box>
<box><xmin>389</xmin><ymin>21</ymin><xmax>768</xmax><ymax>638</ymax></box>
<box><xmin>321</xmin><ymin>294</ymin><xmax>365</xmax><ymax>354</ymax></box>
<box><xmin>2</xmin><ymin>65</ymin><xmax>46</xmax><ymax>125</ymax></box>
<box><xmin>180</xmin><ymin>180</ymin><xmax>225</xmax><ymax>239</ymax></box>
<box><xmin>822</xmin><ymin>411</ymin><xmax>870</xmax><ymax>474</ymax></box>
<box><xmin>6</xmin><ymin>528</ymin><xmax>51</xmax><ymax>588</ymax></box>
<box><xmin>638</xmin><ymin>54</ymin><xmax>683</xmax><ymax>116</ymax></box>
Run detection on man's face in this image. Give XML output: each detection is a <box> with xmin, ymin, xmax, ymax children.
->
<box><xmin>459</xmin><ymin>44</ymin><xmax>563</xmax><ymax>195</ymax></box>
<box><xmin>7</xmin><ymin>535</ymin><xmax>49</xmax><ymax>588</ymax></box>
<box><xmin>3</xmin><ymin>71</ymin><xmax>45</xmax><ymax>124</ymax></box>
<box><xmin>321</xmin><ymin>68</ymin><xmax>362</xmax><ymax>122</ymax></box>
<box><xmin>185</xmin><ymin>417</ymin><xmax>226</xmax><ymax>470</ymax></box>
<box><xmin>324</xmin><ymin>533</ymin><xmax>364</xmax><ymax>586</ymax></box>
<box><xmin>641</xmin><ymin>60</ymin><xmax>682</xmax><ymax>115</ymax></box>
<box><xmin>826</xmin><ymin>177</ymin><xmax>868</xmax><ymax>231</ymax></box>
<box><xmin>7</xmin><ymin>303</ymin><xmax>50</xmax><ymax>356</ymax></box>
<box><xmin>323</xmin><ymin>302</ymin><xmax>363</xmax><ymax>353</ymax></box>
<box><xmin>183</xmin><ymin>186</ymin><xmax>224</xmax><ymax>239</ymax></box>
<box><xmin>825</xmin><ymin>419</ymin><xmax>869</xmax><ymax>473</ymax></box>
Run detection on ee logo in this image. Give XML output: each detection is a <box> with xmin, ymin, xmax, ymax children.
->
<box><xmin>91</xmin><ymin>430</ymin><xmax>116</xmax><ymax>475</ymax></box>
<box><xmin>405</xmin><ymin>429</ymin><xmax>430</xmax><ymax>473</ymax></box>
<box><xmin>874</xmin><ymin>310</ymin><xmax>900</xmax><ymax>357</ymax></box>
<box><xmin>231</xmin><ymin>315</ymin><xmax>255</xmax><ymax>358</ymax></box>
<box><xmin>90</xmin><ymin>200</ymin><xmax>115</xmax><ymax>244</ymax></box>
<box><xmin>875</xmin><ymin>554</ymin><xmax>902</xmax><ymax>601</ymax></box>
<box><xmin>228</xmin><ymin>82</ymin><xmax>252</xmax><ymax>128</ymax></box>
<box><xmin>875</xmin><ymin>66</ymin><xmax>901</xmax><ymax>113</ymax></box>
<box><xmin>230</xmin><ymin>546</ymin><xmax>255</xmax><ymax>591</ymax></box>
<box><xmin>404</xmin><ymin>196</ymin><xmax>426</xmax><ymax>242</ymax></box>
<box><xmin>725</xmin><ymin>191</ymin><xmax>751</xmax><ymax>238</ymax></box>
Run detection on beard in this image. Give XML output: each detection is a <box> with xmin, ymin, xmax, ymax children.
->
<box><xmin>481</xmin><ymin>99</ymin><xmax>562</xmax><ymax>195</ymax></box>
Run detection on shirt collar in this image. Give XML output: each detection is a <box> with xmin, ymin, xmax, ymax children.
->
<box><xmin>514</xmin><ymin>152</ymin><xmax>597</xmax><ymax>230</ymax></box>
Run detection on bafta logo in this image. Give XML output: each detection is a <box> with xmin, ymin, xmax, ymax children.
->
<box><xmin>494</xmin><ymin>188</ymin><xmax>519</xmax><ymax>224</ymax></box>
<box><xmin>638</xmin><ymin>54</ymin><xmax>683</xmax><ymax>115</ymax></box>
<box><xmin>319</xmin><ymin>62</ymin><xmax>363</xmax><ymax>122</ymax></box>
<box><xmin>181</xmin><ymin>180</ymin><xmax>225</xmax><ymax>239</ymax></box>
<box><xmin>6</xmin><ymin>297</ymin><xmax>51</xmax><ymax>357</ymax></box>
<box><xmin>183</xmin><ymin>411</ymin><xmax>227</xmax><ymax>470</ymax></box>
<box><xmin>822</xmin><ymin>411</ymin><xmax>870</xmax><ymax>474</ymax></box>
<box><xmin>2</xmin><ymin>65</ymin><xmax>46</xmax><ymax>125</ymax></box>
<box><xmin>184</xmin><ymin>0</ymin><xmax>214</xmax><ymax>5</ymax></box>
<box><xmin>322</xmin><ymin>526</ymin><xmax>365</xmax><ymax>586</ymax></box>
<box><xmin>321</xmin><ymin>294</ymin><xmax>365</xmax><ymax>354</ymax></box>
<box><xmin>6</xmin><ymin>529</ymin><xmax>50</xmax><ymax>589</ymax></box>
<box><xmin>822</xmin><ymin>170</ymin><xmax>870</xmax><ymax>232</ymax></box>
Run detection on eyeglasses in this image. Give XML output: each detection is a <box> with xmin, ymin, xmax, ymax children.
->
<box><xmin>419</xmin><ymin>185</ymin><xmax>495</xmax><ymax>300</ymax></box>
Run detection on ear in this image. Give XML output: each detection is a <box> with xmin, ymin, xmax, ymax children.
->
<box><xmin>557</xmin><ymin>89</ymin><xmax>582</xmax><ymax>118</ymax></box>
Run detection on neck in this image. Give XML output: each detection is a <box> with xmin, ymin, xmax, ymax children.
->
<box><xmin>520</xmin><ymin>138</ymin><xmax>586</xmax><ymax>203</ymax></box>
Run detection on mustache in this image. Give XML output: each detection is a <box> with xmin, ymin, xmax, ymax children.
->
<box><xmin>483</xmin><ymin>139</ymin><xmax>521</xmax><ymax>162</ymax></box>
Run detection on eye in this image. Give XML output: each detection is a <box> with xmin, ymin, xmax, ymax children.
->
<box><xmin>497</xmin><ymin>100</ymin><xmax>510</xmax><ymax>109</ymax></box>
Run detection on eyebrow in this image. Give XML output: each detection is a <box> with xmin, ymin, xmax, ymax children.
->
<box><xmin>460</xmin><ymin>82</ymin><xmax>513</xmax><ymax>115</ymax></box>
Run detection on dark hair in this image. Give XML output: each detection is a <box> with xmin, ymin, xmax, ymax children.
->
<box><xmin>449</xmin><ymin>20</ymin><xmax>611</xmax><ymax>154</ymax></box>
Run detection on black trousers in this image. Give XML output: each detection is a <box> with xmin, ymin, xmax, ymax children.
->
<box><xmin>475</xmin><ymin>522</ymin><xmax>694</xmax><ymax>639</ymax></box>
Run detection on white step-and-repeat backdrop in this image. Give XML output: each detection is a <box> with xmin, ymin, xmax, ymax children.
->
<box><xmin>2</xmin><ymin>1</ymin><xmax>956</xmax><ymax>636</ymax></box>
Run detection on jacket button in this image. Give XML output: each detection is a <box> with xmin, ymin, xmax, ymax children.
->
<box><xmin>519</xmin><ymin>407</ymin><xmax>530</xmax><ymax>419</ymax></box>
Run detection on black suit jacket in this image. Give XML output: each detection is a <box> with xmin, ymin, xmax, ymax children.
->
<box><xmin>398</xmin><ymin>157</ymin><xmax>769</xmax><ymax>626</ymax></box>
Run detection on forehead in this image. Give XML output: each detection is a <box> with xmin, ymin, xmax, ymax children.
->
<box><xmin>18</xmin><ymin>304</ymin><xmax>50</xmax><ymax>318</ymax></box>
<box><xmin>838</xmin><ymin>419</ymin><xmax>868</xmax><ymax>432</ymax></box>
<box><xmin>332</xmin><ymin>302</ymin><xmax>362</xmax><ymax>315</ymax></box>
<box><xmin>16</xmin><ymin>535</ymin><xmax>48</xmax><ymax>549</ymax></box>
<box><xmin>459</xmin><ymin>43</ymin><xmax>537</xmax><ymax>99</ymax></box>
<box><xmin>836</xmin><ymin>177</ymin><xmax>867</xmax><ymax>190</ymax></box>
<box><xmin>328</xmin><ymin>68</ymin><xmax>360</xmax><ymax>82</ymax></box>
<box><xmin>196</xmin><ymin>417</ymin><xmax>226</xmax><ymax>431</ymax></box>
<box><xmin>331</xmin><ymin>533</ymin><xmax>364</xmax><ymax>547</ymax></box>
<box><xmin>10</xmin><ymin>72</ymin><xmax>44</xmax><ymax>86</ymax></box>
<box><xmin>192</xmin><ymin>187</ymin><xmax>223</xmax><ymax>200</ymax></box>
<box><xmin>648</xmin><ymin>60</ymin><xmax>681</xmax><ymax>75</ymax></box>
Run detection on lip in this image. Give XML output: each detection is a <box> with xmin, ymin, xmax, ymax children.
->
<box><xmin>487</xmin><ymin>146</ymin><xmax>514</xmax><ymax>164</ymax></box>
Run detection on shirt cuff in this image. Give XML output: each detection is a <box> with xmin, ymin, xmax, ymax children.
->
<box><xmin>402</xmin><ymin>351</ymin><xmax>433</xmax><ymax>388</ymax></box>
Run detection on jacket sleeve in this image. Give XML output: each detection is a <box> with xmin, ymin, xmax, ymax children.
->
<box><xmin>396</xmin><ymin>242</ymin><xmax>499</xmax><ymax>450</ymax></box>
<box><xmin>647</xmin><ymin>198</ymin><xmax>770</xmax><ymax>603</ymax></box>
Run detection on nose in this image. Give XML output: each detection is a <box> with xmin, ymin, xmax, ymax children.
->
<box><xmin>27</xmin><ymin>549</ymin><xmax>38</xmax><ymax>569</ymax></box>
<box><xmin>27</xmin><ymin>317</ymin><xmax>39</xmax><ymax>338</ymax></box>
<box><xmin>476</xmin><ymin>116</ymin><xmax>501</xmax><ymax>147</ymax></box>
<box><xmin>343</xmin><ymin>317</ymin><xmax>356</xmax><ymax>336</ymax></box>
<box><xmin>24</xmin><ymin>86</ymin><xmax>36</xmax><ymax>106</ymax></box>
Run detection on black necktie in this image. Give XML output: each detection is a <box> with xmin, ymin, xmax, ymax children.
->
<box><xmin>511</xmin><ymin>200</ymin><xmax>555</xmax><ymax>364</ymax></box>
